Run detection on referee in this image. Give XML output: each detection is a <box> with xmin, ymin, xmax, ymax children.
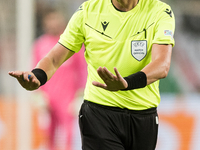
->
<box><xmin>9</xmin><ymin>0</ymin><xmax>175</xmax><ymax>149</ymax></box>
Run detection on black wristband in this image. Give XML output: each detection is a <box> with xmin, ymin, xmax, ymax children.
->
<box><xmin>31</xmin><ymin>68</ymin><xmax>47</xmax><ymax>86</ymax></box>
<box><xmin>121</xmin><ymin>71</ymin><xmax>147</xmax><ymax>91</ymax></box>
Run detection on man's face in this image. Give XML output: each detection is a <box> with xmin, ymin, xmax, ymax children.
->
<box><xmin>43</xmin><ymin>12</ymin><xmax>66</xmax><ymax>36</ymax></box>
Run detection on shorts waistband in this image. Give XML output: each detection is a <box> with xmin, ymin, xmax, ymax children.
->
<box><xmin>84</xmin><ymin>100</ymin><xmax>157</xmax><ymax>115</ymax></box>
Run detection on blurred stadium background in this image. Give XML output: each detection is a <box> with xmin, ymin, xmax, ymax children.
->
<box><xmin>0</xmin><ymin>0</ymin><xmax>200</xmax><ymax>150</ymax></box>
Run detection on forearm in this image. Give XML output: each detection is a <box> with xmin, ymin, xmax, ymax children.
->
<box><xmin>34</xmin><ymin>43</ymin><xmax>75</xmax><ymax>81</ymax></box>
<box><xmin>141</xmin><ymin>59</ymin><xmax>170</xmax><ymax>85</ymax></box>
<box><xmin>141</xmin><ymin>44</ymin><xmax>172</xmax><ymax>85</ymax></box>
<box><xmin>35</xmin><ymin>56</ymin><xmax>57</xmax><ymax>81</ymax></box>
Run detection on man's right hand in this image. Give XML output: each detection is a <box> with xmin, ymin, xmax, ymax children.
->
<box><xmin>8</xmin><ymin>71</ymin><xmax>41</xmax><ymax>91</ymax></box>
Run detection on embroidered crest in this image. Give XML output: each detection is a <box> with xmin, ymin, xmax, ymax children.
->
<box><xmin>131</xmin><ymin>40</ymin><xmax>147</xmax><ymax>61</ymax></box>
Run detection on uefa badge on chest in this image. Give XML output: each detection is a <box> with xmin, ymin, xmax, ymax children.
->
<box><xmin>131</xmin><ymin>40</ymin><xmax>147</xmax><ymax>61</ymax></box>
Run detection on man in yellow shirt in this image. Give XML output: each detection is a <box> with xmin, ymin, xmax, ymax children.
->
<box><xmin>9</xmin><ymin>0</ymin><xmax>175</xmax><ymax>149</ymax></box>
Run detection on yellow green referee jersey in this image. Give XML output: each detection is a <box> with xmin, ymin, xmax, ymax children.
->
<box><xmin>59</xmin><ymin>0</ymin><xmax>175</xmax><ymax>110</ymax></box>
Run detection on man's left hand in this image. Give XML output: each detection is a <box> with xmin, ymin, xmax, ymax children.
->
<box><xmin>92</xmin><ymin>67</ymin><xmax>128</xmax><ymax>91</ymax></box>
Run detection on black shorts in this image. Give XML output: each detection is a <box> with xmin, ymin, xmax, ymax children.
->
<box><xmin>79</xmin><ymin>100</ymin><xmax>159</xmax><ymax>150</ymax></box>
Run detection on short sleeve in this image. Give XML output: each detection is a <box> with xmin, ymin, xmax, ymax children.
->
<box><xmin>59</xmin><ymin>4</ymin><xmax>85</xmax><ymax>53</ymax></box>
<box><xmin>152</xmin><ymin>6</ymin><xmax>175</xmax><ymax>47</ymax></box>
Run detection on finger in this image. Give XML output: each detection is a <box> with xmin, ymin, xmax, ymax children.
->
<box><xmin>97</xmin><ymin>67</ymin><xmax>109</xmax><ymax>81</ymax></box>
<box><xmin>102</xmin><ymin>67</ymin><xmax>115</xmax><ymax>79</ymax></box>
<box><xmin>114</xmin><ymin>67</ymin><xmax>128</xmax><ymax>89</ymax></box>
<box><xmin>23</xmin><ymin>72</ymin><xmax>31</xmax><ymax>82</ymax></box>
<box><xmin>25</xmin><ymin>74</ymin><xmax>38</xmax><ymax>85</ymax></box>
<box><xmin>92</xmin><ymin>81</ymin><xmax>107</xmax><ymax>89</ymax></box>
<box><xmin>114</xmin><ymin>67</ymin><xmax>122</xmax><ymax>79</ymax></box>
<box><xmin>8</xmin><ymin>71</ymin><xmax>14</xmax><ymax>76</ymax></box>
<box><xmin>8</xmin><ymin>71</ymin><xmax>22</xmax><ymax>78</ymax></box>
<box><xmin>21</xmin><ymin>75</ymin><xmax>40</xmax><ymax>90</ymax></box>
<box><xmin>97</xmin><ymin>67</ymin><xmax>114</xmax><ymax>82</ymax></box>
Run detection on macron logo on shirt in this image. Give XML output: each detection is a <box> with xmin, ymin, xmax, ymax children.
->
<box><xmin>101</xmin><ymin>21</ymin><xmax>109</xmax><ymax>31</ymax></box>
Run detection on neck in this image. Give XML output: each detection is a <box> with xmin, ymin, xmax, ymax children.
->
<box><xmin>112</xmin><ymin>0</ymin><xmax>139</xmax><ymax>12</ymax></box>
